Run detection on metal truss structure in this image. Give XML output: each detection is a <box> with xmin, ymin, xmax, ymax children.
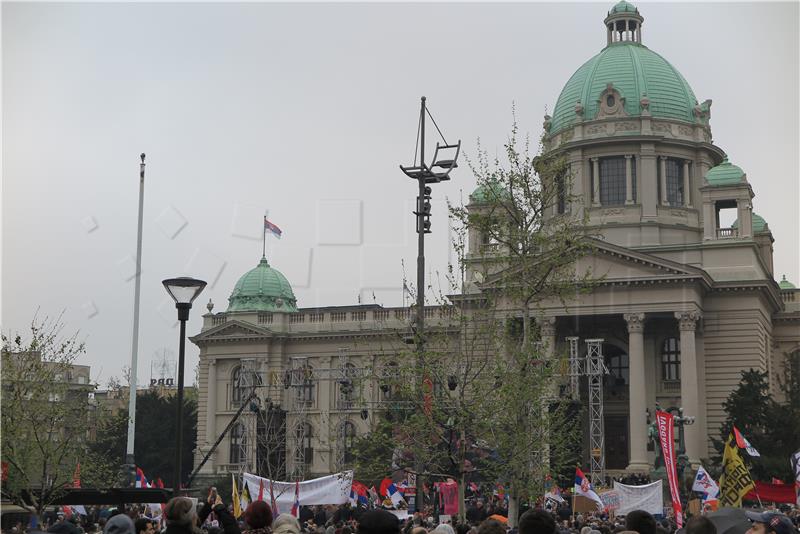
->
<box><xmin>564</xmin><ymin>336</ymin><xmax>609</xmax><ymax>486</ymax></box>
<box><xmin>585</xmin><ymin>339</ymin><xmax>608</xmax><ymax>486</ymax></box>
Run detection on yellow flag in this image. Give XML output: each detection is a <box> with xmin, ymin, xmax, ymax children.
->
<box><xmin>232</xmin><ymin>474</ymin><xmax>242</xmax><ymax>518</ymax></box>
<box><xmin>719</xmin><ymin>431</ymin><xmax>755</xmax><ymax>507</ymax></box>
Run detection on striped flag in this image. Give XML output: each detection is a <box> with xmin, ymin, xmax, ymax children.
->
<box><xmin>264</xmin><ymin>218</ymin><xmax>282</xmax><ymax>239</ymax></box>
<box><xmin>291</xmin><ymin>480</ymin><xmax>300</xmax><ymax>517</ymax></box>
<box><xmin>733</xmin><ymin>426</ymin><xmax>761</xmax><ymax>457</ymax></box>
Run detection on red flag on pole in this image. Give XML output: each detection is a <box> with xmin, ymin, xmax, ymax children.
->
<box><xmin>656</xmin><ymin>410</ymin><xmax>683</xmax><ymax>529</ymax></box>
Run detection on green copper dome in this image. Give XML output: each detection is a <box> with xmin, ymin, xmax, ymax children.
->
<box><xmin>610</xmin><ymin>0</ymin><xmax>638</xmax><ymax>14</ymax></box>
<box><xmin>779</xmin><ymin>275</ymin><xmax>796</xmax><ymax>290</ymax></box>
<box><xmin>550</xmin><ymin>40</ymin><xmax>698</xmax><ymax>134</ymax></box>
<box><xmin>227</xmin><ymin>257</ymin><xmax>298</xmax><ymax>313</ymax></box>
<box><xmin>469</xmin><ymin>180</ymin><xmax>511</xmax><ymax>204</ymax></box>
<box><xmin>705</xmin><ymin>157</ymin><xmax>746</xmax><ymax>186</ymax></box>
<box><xmin>732</xmin><ymin>212</ymin><xmax>768</xmax><ymax>233</ymax></box>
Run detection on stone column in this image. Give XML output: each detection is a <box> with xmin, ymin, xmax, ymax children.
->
<box><xmin>625</xmin><ymin>155</ymin><xmax>634</xmax><ymax>204</ymax></box>
<box><xmin>660</xmin><ymin>156</ymin><xmax>668</xmax><ymax>206</ymax></box>
<box><xmin>624</xmin><ymin>313</ymin><xmax>649</xmax><ymax>471</ymax></box>
<box><xmin>592</xmin><ymin>158</ymin><xmax>600</xmax><ymax>206</ymax></box>
<box><xmin>206</xmin><ymin>358</ymin><xmax>217</xmax><ymax>444</ymax></box>
<box><xmin>683</xmin><ymin>160</ymin><xmax>691</xmax><ymax>207</ymax></box>
<box><xmin>737</xmin><ymin>199</ymin><xmax>753</xmax><ymax>238</ymax></box>
<box><xmin>676</xmin><ymin>311</ymin><xmax>702</xmax><ymax>466</ymax></box>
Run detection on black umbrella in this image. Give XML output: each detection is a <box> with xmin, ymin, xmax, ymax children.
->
<box><xmin>706</xmin><ymin>507</ymin><xmax>752</xmax><ymax>534</ymax></box>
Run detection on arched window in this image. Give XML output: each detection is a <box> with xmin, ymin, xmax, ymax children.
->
<box><xmin>230</xmin><ymin>423</ymin><xmax>247</xmax><ymax>465</ymax></box>
<box><xmin>295</xmin><ymin>422</ymin><xmax>313</xmax><ymax>467</ymax></box>
<box><xmin>340</xmin><ymin>421</ymin><xmax>357</xmax><ymax>465</ymax></box>
<box><xmin>661</xmin><ymin>337</ymin><xmax>681</xmax><ymax>381</ymax></box>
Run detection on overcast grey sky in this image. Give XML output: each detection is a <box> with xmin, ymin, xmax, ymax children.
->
<box><xmin>3</xmin><ymin>2</ymin><xmax>798</xmax><ymax>387</ymax></box>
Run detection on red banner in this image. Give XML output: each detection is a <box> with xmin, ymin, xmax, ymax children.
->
<box><xmin>744</xmin><ymin>481</ymin><xmax>797</xmax><ymax>504</ymax></box>
<box><xmin>656</xmin><ymin>410</ymin><xmax>683</xmax><ymax>528</ymax></box>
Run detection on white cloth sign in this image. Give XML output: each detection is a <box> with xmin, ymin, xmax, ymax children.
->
<box><xmin>613</xmin><ymin>480</ymin><xmax>663</xmax><ymax>516</ymax></box>
<box><xmin>243</xmin><ymin>471</ymin><xmax>353</xmax><ymax>506</ymax></box>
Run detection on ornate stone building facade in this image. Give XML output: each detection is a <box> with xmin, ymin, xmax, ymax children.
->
<box><xmin>191</xmin><ymin>1</ymin><xmax>799</xmax><ymax>483</ymax></box>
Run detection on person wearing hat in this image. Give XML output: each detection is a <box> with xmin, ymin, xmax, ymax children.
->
<box><xmin>745</xmin><ymin>512</ymin><xmax>796</xmax><ymax>534</ymax></box>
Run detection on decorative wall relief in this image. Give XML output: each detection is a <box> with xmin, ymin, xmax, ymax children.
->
<box><xmin>587</xmin><ymin>124</ymin><xmax>607</xmax><ymax>135</ymax></box>
<box><xmin>653</xmin><ymin>122</ymin><xmax>671</xmax><ymax>134</ymax></box>
<box><xmin>614</xmin><ymin>121</ymin><xmax>638</xmax><ymax>132</ymax></box>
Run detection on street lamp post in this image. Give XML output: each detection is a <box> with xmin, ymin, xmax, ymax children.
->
<box><xmin>162</xmin><ymin>276</ymin><xmax>207</xmax><ymax>495</ymax></box>
<box><xmin>399</xmin><ymin>96</ymin><xmax>460</xmax><ymax>512</ymax></box>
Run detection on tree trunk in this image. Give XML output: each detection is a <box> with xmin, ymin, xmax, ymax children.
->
<box><xmin>508</xmin><ymin>487</ymin><xmax>519</xmax><ymax>528</ymax></box>
<box><xmin>458</xmin><ymin>471</ymin><xmax>466</xmax><ymax>523</ymax></box>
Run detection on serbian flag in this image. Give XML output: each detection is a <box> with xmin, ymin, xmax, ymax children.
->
<box><xmin>733</xmin><ymin>426</ymin><xmax>761</xmax><ymax>457</ymax></box>
<box><xmin>264</xmin><ymin>218</ymin><xmax>282</xmax><ymax>239</ymax></box>
<box><xmin>291</xmin><ymin>480</ymin><xmax>300</xmax><ymax>517</ymax></box>
<box><xmin>135</xmin><ymin>467</ymin><xmax>148</xmax><ymax>488</ymax></box>
<box><xmin>73</xmin><ymin>464</ymin><xmax>81</xmax><ymax>488</ymax></box>
<box><xmin>386</xmin><ymin>482</ymin><xmax>405</xmax><ymax>507</ymax></box>
<box><xmin>350</xmin><ymin>481</ymin><xmax>369</xmax><ymax>507</ymax></box>
<box><xmin>574</xmin><ymin>468</ymin><xmax>603</xmax><ymax>510</ymax></box>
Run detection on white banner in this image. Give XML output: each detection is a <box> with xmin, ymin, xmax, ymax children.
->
<box><xmin>243</xmin><ymin>471</ymin><xmax>353</xmax><ymax>506</ymax></box>
<box><xmin>613</xmin><ymin>480</ymin><xmax>663</xmax><ymax>516</ymax></box>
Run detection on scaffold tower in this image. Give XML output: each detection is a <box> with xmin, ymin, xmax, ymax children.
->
<box><xmin>585</xmin><ymin>339</ymin><xmax>608</xmax><ymax>486</ymax></box>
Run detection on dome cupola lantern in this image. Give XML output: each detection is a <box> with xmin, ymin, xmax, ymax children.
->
<box><xmin>605</xmin><ymin>1</ymin><xmax>644</xmax><ymax>45</ymax></box>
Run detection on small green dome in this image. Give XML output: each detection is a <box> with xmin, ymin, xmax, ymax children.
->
<box><xmin>779</xmin><ymin>275</ymin><xmax>796</xmax><ymax>290</ymax></box>
<box><xmin>732</xmin><ymin>212</ymin><xmax>767</xmax><ymax>233</ymax></box>
<box><xmin>227</xmin><ymin>257</ymin><xmax>298</xmax><ymax>313</ymax></box>
<box><xmin>550</xmin><ymin>41</ymin><xmax>698</xmax><ymax>134</ymax></box>
<box><xmin>610</xmin><ymin>0</ymin><xmax>638</xmax><ymax>14</ymax></box>
<box><xmin>469</xmin><ymin>180</ymin><xmax>511</xmax><ymax>204</ymax></box>
<box><xmin>705</xmin><ymin>157</ymin><xmax>746</xmax><ymax>186</ymax></box>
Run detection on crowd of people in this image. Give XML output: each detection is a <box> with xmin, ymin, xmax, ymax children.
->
<box><xmin>4</xmin><ymin>492</ymin><xmax>799</xmax><ymax>534</ymax></box>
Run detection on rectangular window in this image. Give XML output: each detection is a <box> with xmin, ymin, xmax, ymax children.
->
<box><xmin>600</xmin><ymin>157</ymin><xmax>626</xmax><ymax>206</ymax></box>
<box><xmin>661</xmin><ymin>337</ymin><xmax>681</xmax><ymax>381</ymax></box>
<box><xmin>556</xmin><ymin>174</ymin><xmax>567</xmax><ymax>214</ymax></box>
<box><xmin>665</xmin><ymin>159</ymin><xmax>684</xmax><ymax>206</ymax></box>
<box><xmin>631</xmin><ymin>157</ymin><xmax>637</xmax><ymax>202</ymax></box>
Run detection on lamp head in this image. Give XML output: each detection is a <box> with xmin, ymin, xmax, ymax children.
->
<box><xmin>162</xmin><ymin>277</ymin><xmax>207</xmax><ymax>320</ymax></box>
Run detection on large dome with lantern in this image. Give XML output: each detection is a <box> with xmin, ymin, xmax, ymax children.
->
<box><xmin>549</xmin><ymin>1</ymin><xmax>701</xmax><ymax>135</ymax></box>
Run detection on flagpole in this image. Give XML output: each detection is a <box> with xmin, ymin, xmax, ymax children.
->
<box><xmin>262</xmin><ymin>216</ymin><xmax>266</xmax><ymax>258</ymax></box>
<box><xmin>125</xmin><ymin>153</ymin><xmax>146</xmax><ymax>486</ymax></box>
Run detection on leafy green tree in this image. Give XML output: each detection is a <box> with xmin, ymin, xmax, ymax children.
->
<box><xmin>89</xmin><ymin>388</ymin><xmax>198</xmax><ymax>488</ymax></box>
<box><xmin>447</xmin><ymin>117</ymin><xmax>592</xmax><ymax>525</ymax></box>
<box><xmin>714</xmin><ymin>366</ymin><xmax>799</xmax><ymax>481</ymax></box>
<box><xmin>1</xmin><ymin>315</ymin><xmax>115</xmax><ymax>516</ymax></box>
<box><xmin>766</xmin><ymin>354</ymin><xmax>800</xmax><ymax>481</ymax></box>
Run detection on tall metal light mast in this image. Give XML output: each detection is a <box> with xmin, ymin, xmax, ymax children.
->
<box><xmin>399</xmin><ymin>97</ymin><xmax>460</xmax><ymax>512</ymax></box>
